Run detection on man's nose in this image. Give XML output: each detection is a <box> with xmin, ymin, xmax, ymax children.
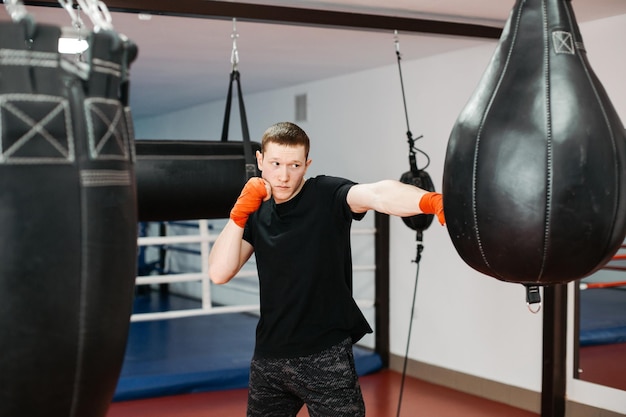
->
<box><xmin>278</xmin><ymin>165</ymin><xmax>289</xmax><ymax>181</ymax></box>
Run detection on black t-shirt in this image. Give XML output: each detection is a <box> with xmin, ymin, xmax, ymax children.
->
<box><xmin>243</xmin><ymin>175</ymin><xmax>373</xmax><ymax>358</ymax></box>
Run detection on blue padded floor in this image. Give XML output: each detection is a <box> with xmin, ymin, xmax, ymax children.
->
<box><xmin>113</xmin><ymin>292</ymin><xmax>383</xmax><ymax>401</ymax></box>
<box><xmin>580</xmin><ymin>288</ymin><xmax>626</xmax><ymax>347</ymax></box>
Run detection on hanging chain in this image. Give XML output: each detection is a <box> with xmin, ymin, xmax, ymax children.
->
<box><xmin>4</xmin><ymin>0</ymin><xmax>29</xmax><ymax>22</ymax></box>
<box><xmin>230</xmin><ymin>18</ymin><xmax>239</xmax><ymax>72</ymax></box>
<box><xmin>75</xmin><ymin>0</ymin><xmax>113</xmax><ymax>31</ymax></box>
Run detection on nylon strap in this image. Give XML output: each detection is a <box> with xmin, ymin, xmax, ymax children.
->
<box><xmin>220</xmin><ymin>70</ymin><xmax>258</xmax><ymax>179</ymax></box>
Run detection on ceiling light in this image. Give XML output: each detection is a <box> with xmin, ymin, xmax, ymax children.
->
<box><xmin>58</xmin><ymin>37</ymin><xmax>89</xmax><ymax>54</ymax></box>
<box><xmin>58</xmin><ymin>27</ymin><xmax>90</xmax><ymax>55</ymax></box>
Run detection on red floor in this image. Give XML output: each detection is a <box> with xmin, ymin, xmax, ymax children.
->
<box><xmin>578</xmin><ymin>342</ymin><xmax>626</xmax><ymax>392</ymax></box>
<box><xmin>107</xmin><ymin>369</ymin><xmax>538</xmax><ymax>417</ymax></box>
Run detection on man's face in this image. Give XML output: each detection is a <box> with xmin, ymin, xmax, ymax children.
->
<box><xmin>256</xmin><ymin>142</ymin><xmax>311</xmax><ymax>204</ymax></box>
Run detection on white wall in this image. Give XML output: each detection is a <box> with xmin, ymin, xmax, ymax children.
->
<box><xmin>134</xmin><ymin>13</ymin><xmax>626</xmax><ymax>412</ymax></box>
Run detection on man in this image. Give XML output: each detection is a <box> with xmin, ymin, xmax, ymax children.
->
<box><xmin>209</xmin><ymin>122</ymin><xmax>444</xmax><ymax>417</ymax></box>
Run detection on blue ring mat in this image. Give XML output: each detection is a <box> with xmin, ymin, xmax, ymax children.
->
<box><xmin>113</xmin><ymin>292</ymin><xmax>383</xmax><ymax>401</ymax></box>
<box><xmin>579</xmin><ymin>288</ymin><xmax>626</xmax><ymax>347</ymax></box>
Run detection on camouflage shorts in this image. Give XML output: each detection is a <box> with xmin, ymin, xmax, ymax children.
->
<box><xmin>247</xmin><ymin>338</ymin><xmax>365</xmax><ymax>417</ymax></box>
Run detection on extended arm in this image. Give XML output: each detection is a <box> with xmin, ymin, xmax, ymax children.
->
<box><xmin>347</xmin><ymin>180</ymin><xmax>444</xmax><ymax>224</ymax></box>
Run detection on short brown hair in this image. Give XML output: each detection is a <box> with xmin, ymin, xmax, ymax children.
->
<box><xmin>261</xmin><ymin>122</ymin><xmax>310</xmax><ymax>159</ymax></box>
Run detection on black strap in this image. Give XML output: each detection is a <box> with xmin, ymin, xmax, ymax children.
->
<box><xmin>220</xmin><ymin>70</ymin><xmax>258</xmax><ymax>179</ymax></box>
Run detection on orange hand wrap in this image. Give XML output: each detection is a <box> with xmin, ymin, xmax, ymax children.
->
<box><xmin>230</xmin><ymin>178</ymin><xmax>268</xmax><ymax>228</ymax></box>
<box><xmin>419</xmin><ymin>192</ymin><xmax>445</xmax><ymax>225</ymax></box>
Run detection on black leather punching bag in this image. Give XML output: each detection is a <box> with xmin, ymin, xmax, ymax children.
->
<box><xmin>135</xmin><ymin>139</ymin><xmax>261</xmax><ymax>221</ymax></box>
<box><xmin>135</xmin><ymin>66</ymin><xmax>260</xmax><ymax>222</ymax></box>
<box><xmin>443</xmin><ymin>0</ymin><xmax>626</xmax><ymax>285</ymax></box>
<box><xmin>0</xmin><ymin>17</ymin><xmax>138</xmax><ymax>417</ymax></box>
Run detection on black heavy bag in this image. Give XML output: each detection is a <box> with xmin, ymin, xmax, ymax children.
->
<box><xmin>135</xmin><ymin>69</ymin><xmax>260</xmax><ymax>221</ymax></box>
<box><xmin>0</xmin><ymin>18</ymin><xmax>138</xmax><ymax>417</ymax></box>
<box><xmin>443</xmin><ymin>0</ymin><xmax>626</xmax><ymax>285</ymax></box>
<box><xmin>135</xmin><ymin>140</ymin><xmax>261</xmax><ymax>221</ymax></box>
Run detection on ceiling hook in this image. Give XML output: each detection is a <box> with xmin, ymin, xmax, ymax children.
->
<box><xmin>4</xmin><ymin>0</ymin><xmax>36</xmax><ymax>41</ymax></box>
<box><xmin>394</xmin><ymin>29</ymin><xmax>401</xmax><ymax>55</ymax></box>
<box><xmin>230</xmin><ymin>17</ymin><xmax>239</xmax><ymax>71</ymax></box>
<box><xmin>58</xmin><ymin>0</ymin><xmax>85</xmax><ymax>31</ymax></box>
<box><xmin>4</xmin><ymin>0</ymin><xmax>29</xmax><ymax>22</ymax></box>
<box><xmin>75</xmin><ymin>0</ymin><xmax>113</xmax><ymax>31</ymax></box>
<box><xmin>93</xmin><ymin>0</ymin><xmax>113</xmax><ymax>30</ymax></box>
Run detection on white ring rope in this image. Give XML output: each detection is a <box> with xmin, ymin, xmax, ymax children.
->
<box><xmin>131</xmin><ymin>221</ymin><xmax>378</xmax><ymax>322</ymax></box>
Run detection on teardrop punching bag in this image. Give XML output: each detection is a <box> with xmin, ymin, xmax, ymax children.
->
<box><xmin>0</xmin><ymin>17</ymin><xmax>138</xmax><ymax>417</ymax></box>
<box><xmin>443</xmin><ymin>0</ymin><xmax>626</xmax><ymax>285</ymax></box>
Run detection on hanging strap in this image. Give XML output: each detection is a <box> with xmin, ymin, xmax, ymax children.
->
<box><xmin>220</xmin><ymin>69</ymin><xmax>258</xmax><ymax>179</ymax></box>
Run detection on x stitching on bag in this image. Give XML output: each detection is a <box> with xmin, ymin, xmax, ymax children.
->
<box><xmin>86</xmin><ymin>98</ymin><xmax>128</xmax><ymax>161</ymax></box>
<box><xmin>0</xmin><ymin>95</ymin><xmax>72</xmax><ymax>163</ymax></box>
<box><xmin>553</xmin><ymin>31</ymin><xmax>575</xmax><ymax>55</ymax></box>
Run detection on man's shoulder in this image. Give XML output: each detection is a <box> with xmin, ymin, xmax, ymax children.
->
<box><xmin>308</xmin><ymin>175</ymin><xmax>355</xmax><ymax>187</ymax></box>
<box><xmin>306</xmin><ymin>176</ymin><xmax>358</xmax><ymax>206</ymax></box>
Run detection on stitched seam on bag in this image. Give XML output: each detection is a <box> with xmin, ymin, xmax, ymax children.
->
<box><xmin>80</xmin><ymin>169</ymin><xmax>132</xmax><ymax>187</ymax></box>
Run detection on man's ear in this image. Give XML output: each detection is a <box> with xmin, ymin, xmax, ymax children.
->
<box><xmin>256</xmin><ymin>150</ymin><xmax>263</xmax><ymax>171</ymax></box>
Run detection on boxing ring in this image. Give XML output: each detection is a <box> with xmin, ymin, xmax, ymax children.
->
<box><xmin>578</xmin><ymin>245</ymin><xmax>626</xmax><ymax>347</ymax></box>
<box><xmin>113</xmin><ymin>220</ymin><xmax>383</xmax><ymax>401</ymax></box>
<box><xmin>574</xmin><ymin>246</ymin><xmax>626</xmax><ymax>392</ymax></box>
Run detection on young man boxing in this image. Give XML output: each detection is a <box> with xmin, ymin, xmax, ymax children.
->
<box><xmin>209</xmin><ymin>121</ymin><xmax>444</xmax><ymax>417</ymax></box>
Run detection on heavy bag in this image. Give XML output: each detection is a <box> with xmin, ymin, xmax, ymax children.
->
<box><xmin>135</xmin><ymin>66</ymin><xmax>259</xmax><ymax>222</ymax></box>
<box><xmin>135</xmin><ymin>139</ymin><xmax>261</xmax><ymax>221</ymax></box>
<box><xmin>0</xmin><ymin>18</ymin><xmax>138</xmax><ymax>417</ymax></box>
<box><xmin>443</xmin><ymin>0</ymin><xmax>626</xmax><ymax>285</ymax></box>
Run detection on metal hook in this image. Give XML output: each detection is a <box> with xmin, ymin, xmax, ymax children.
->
<box><xmin>58</xmin><ymin>0</ymin><xmax>85</xmax><ymax>31</ymax></box>
<box><xmin>230</xmin><ymin>18</ymin><xmax>239</xmax><ymax>71</ymax></box>
<box><xmin>75</xmin><ymin>0</ymin><xmax>98</xmax><ymax>29</ymax></box>
<box><xmin>527</xmin><ymin>302</ymin><xmax>542</xmax><ymax>314</ymax></box>
<box><xmin>4</xmin><ymin>0</ymin><xmax>36</xmax><ymax>41</ymax></box>
<box><xmin>75</xmin><ymin>0</ymin><xmax>113</xmax><ymax>31</ymax></box>
<box><xmin>93</xmin><ymin>0</ymin><xmax>113</xmax><ymax>30</ymax></box>
<box><xmin>4</xmin><ymin>0</ymin><xmax>30</xmax><ymax>22</ymax></box>
<box><xmin>394</xmin><ymin>29</ymin><xmax>401</xmax><ymax>55</ymax></box>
